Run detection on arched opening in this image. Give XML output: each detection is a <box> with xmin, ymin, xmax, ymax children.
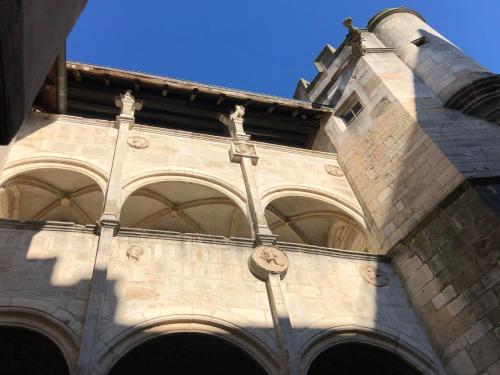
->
<box><xmin>308</xmin><ymin>342</ymin><xmax>422</xmax><ymax>375</ymax></box>
<box><xmin>0</xmin><ymin>168</ymin><xmax>104</xmax><ymax>224</ymax></box>
<box><xmin>120</xmin><ymin>181</ymin><xmax>251</xmax><ymax>237</ymax></box>
<box><xmin>265</xmin><ymin>195</ymin><xmax>368</xmax><ymax>251</ymax></box>
<box><xmin>109</xmin><ymin>332</ymin><xmax>268</xmax><ymax>375</ymax></box>
<box><xmin>0</xmin><ymin>327</ymin><xmax>69</xmax><ymax>375</ymax></box>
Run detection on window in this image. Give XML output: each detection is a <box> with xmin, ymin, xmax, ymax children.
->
<box><xmin>337</xmin><ymin>93</ymin><xmax>364</xmax><ymax>126</ymax></box>
<box><xmin>411</xmin><ymin>37</ymin><xmax>427</xmax><ymax>47</ymax></box>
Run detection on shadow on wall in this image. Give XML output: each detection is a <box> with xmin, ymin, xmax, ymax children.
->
<box><xmin>0</xmin><ymin>217</ymin><xmax>444</xmax><ymax>374</ymax></box>
<box><xmin>370</xmin><ymin>27</ymin><xmax>500</xmax><ymax>373</ymax></box>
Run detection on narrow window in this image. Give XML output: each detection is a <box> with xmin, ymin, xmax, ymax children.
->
<box><xmin>412</xmin><ymin>37</ymin><xmax>427</xmax><ymax>47</ymax></box>
<box><xmin>336</xmin><ymin>93</ymin><xmax>364</xmax><ymax>126</ymax></box>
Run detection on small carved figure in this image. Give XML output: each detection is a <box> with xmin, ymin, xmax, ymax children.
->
<box><xmin>126</xmin><ymin>245</ymin><xmax>145</xmax><ymax>263</ymax></box>
<box><xmin>127</xmin><ymin>136</ymin><xmax>149</xmax><ymax>149</ymax></box>
<box><xmin>260</xmin><ymin>246</ymin><xmax>284</xmax><ymax>266</ymax></box>
<box><xmin>116</xmin><ymin>89</ymin><xmax>142</xmax><ymax>118</ymax></box>
<box><xmin>229</xmin><ymin>105</ymin><xmax>245</xmax><ymax>121</ymax></box>
<box><xmin>324</xmin><ymin>164</ymin><xmax>345</xmax><ymax>177</ymax></box>
<box><xmin>249</xmin><ymin>245</ymin><xmax>289</xmax><ymax>280</ymax></box>
<box><xmin>342</xmin><ymin>17</ymin><xmax>366</xmax><ymax>57</ymax></box>
<box><xmin>359</xmin><ymin>265</ymin><xmax>388</xmax><ymax>287</ymax></box>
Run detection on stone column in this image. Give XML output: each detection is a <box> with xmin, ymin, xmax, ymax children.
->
<box><xmin>249</xmin><ymin>245</ymin><xmax>301</xmax><ymax>375</ymax></box>
<box><xmin>218</xmin><ymin>105</ymin><xmax>275</xmax><ymax>245</ymax></box>
<box><xmin>75</xmin><ymin>91</ymin><xmax>141</xmax><ymax>375</ymax></box>
<box><xmin>220</xmin><ymin>106</ymin><xmax>301</xmax><ymax>374</ymax></box>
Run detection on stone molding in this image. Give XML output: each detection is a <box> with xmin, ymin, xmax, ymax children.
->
<box><xmin>94</xmin><ymin>315</ymin><xmax>281</xmax><ymax>375</ymax></box>
<box><xmin>367</xmin><ymin>7</ymin><xmax>425</xmax><ymax>31</ymax></box>
<box><xmin>299</xmin><ymin>323</ymin><xmax>444</xmax><ymax>375</ymax></box>
<box><xmin>0</xmin><ymin>219</ymin><xmax>385</xmax><ymax>261</ymax></box>
<box><xmin>0</xmin><ymin>307</ymin><xmax>80</xmax><ymax>371</ymax></box>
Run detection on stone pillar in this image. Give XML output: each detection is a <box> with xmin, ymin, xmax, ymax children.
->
<box><xmin>220</xmin><ymin>106</ymin><xmax>300</xmax><ymax>374</ymax></box>
<box><xmin>218</xmin><ymin>105</ymin><xmax>276</xmax><ymax>245</ymax></box>
<box><xmin>249</xmin><ymin>245</ymin><xmax>301</xmax><ymax>375</ymax></box>
<box><xmin>75</xmin><ymin>91</ymin><xmax>141</xmax><ymax>375</ymax></box>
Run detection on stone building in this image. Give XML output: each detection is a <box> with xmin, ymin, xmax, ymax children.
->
<box><xmin>0</xmin><ymin>6</ymin><xmax>499</xmax><ymax>375</ymax></box>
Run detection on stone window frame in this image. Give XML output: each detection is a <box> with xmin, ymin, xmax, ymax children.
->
<box><xmin>336</xmin><ymin>92</ymin><xmax>364</xmax><ymax>126</ymax></box>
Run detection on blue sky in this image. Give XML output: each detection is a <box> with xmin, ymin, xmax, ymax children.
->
<box><xmin>68</xmin><ymin>1</ymin><xmax>500</xmax><ymax>98</ymax></box>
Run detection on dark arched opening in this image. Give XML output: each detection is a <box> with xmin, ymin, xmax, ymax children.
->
<box><xmin>308</xmin><ymin>342</ymin><xmax>422</xmax><ymax>375</ymax></box>
<box><xmin>0</xmin><ymin>327</ymin><xmax>69</xmax><ymax>375</ymax></box>
<box><xmin>109</xmin><ymin>332</ymin><xmax>268</xmax><ymax>375</ymax></box>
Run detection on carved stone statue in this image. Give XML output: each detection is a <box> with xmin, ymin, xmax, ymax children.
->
<box><xmin>342</xmin><ymin>17</ymin><xmax>366</xmax><ymax>57</ymax></box>
<box><xmin>115</xmin><ymin>89</ymin><xmax>142</xmax><ymax>118</ymax></box>
<box><xmin>229</xmin><ymin>105</ymin><xmax>245</xmax><ymax>121</ymax></box>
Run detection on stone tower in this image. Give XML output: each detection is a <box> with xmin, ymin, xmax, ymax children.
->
<box><xmin>296</xmin><ymin>7</ymin><xmax>500</xmax><ymax>375</ymax></box>
<box><xmin>0</xmin><ymin>6</ymin><xmax>498</xmax><ymax>375</ymax></box>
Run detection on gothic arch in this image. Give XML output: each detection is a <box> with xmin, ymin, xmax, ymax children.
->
<box><xmin>95</xmin><ymin>315</ymin><xmax>281</xmax><ymax>375</ymax></box>
<box><xmin>260</xmin><ymin>185</ymin><xmax>366</xmax><ymax>228</ymax></box>
<box><xmin>260</xmin><ymin>186</ymin><xmax>373</xmax><ymax>251</ymax></box>
<box><xmin>0</xmin><ymin>162</ymin><xmax>105</xmax><ymax>224</ymax></box>
<box><xmin>1</xmin><ymin>156</ymin><xmax>109</xmax><ymax>192</ymax></box>
<box><xmin>119</xmin><ymin>168</ymin><xmax>251</xmax><ymax>237</ymax></box>
<box><xmin>121</xmin><ymin>168</ymin><xmax>248</xmax><ymax>213</ymax></box>
<box><xmin>0</xmin><ymin>307</ymin><xmax>79</xmax><ymax>372</ymax></box>
<box><xmin>300</xmin><ymin>324</ymin><xmax>443</xmax><ymax>375</ymax></box>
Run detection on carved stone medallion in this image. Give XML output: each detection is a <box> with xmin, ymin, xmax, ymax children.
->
<box><xmin>127</xmin><ymin>136</ymin><xmax>149</xmax><ymax>149</ymax></box>
<box><xmin>324</xmin><ymin>164</ymin><xmax>344</xmax><ymax>177</ymax></box>
<box><xmin>249</xmin><ymin>245</ymin><xmax>288</xmax><ymax>280</ymax></box>
<box><xmin>126</xmin><ymin>245</ymin><xmax>146</xmax><ymax>263</ymax></box>
<box><xmin>359</xmin><ymin>265</ymin><xmax>388</xmax><ymax>287</ymax></box>
<box><xmin>229</xmin><ymin>141</ymin><xmax>258</xmax><ymax>165</ymax></box>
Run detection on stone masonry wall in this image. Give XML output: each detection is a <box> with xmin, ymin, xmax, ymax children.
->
<box><xmin>391</xmin><ymin>181</ymin><xmax>500</xmax><ymax>375</ymax></box>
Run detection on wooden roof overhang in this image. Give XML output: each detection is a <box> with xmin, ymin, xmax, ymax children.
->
<box><xmin>37</xmin><ymin>63</ymin><xmax>330</xmax><ymax>148</ymax></box>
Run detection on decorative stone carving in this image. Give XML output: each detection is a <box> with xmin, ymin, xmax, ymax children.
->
<box><xmin>229</xmin><ymin>105</ymin><xmax>245</xmax><ymax>121</ymax></box>
<box><xmin>324</xmin><ymin>164</ymin><xmax>345</xmax><ymax>177</ymax></box>
<box><xmin>342</xmin><ymin>17</ymin><xmax>366</xmax><ymax>57</ymax></box>
<box><xmin>115</xmin><ymin>90</ymin><xmax>142</xmax><ymax>119</ymax></box>
<box><xmin>249</xmin><ymin>245</ymin><xmax>288</xmax><ymax>280</ymax></box>
<box><xmin>229</xmin><ymin>141</ymin><xmax>258</xmax><ymax>165</ymax></box>
<box><xmin>359</xmin><ymin>265</ymin><xmax>388</xmax><ymax>287</ymax></box>
<box><xmin>127</xmin><ymin>136</ymin><xmax>149</xmax><ymax>149</ymax></box>
<box><xmin>126</xmin><ymin>245</ymin><xmax>146</xmax><ymax>263</ymax></box>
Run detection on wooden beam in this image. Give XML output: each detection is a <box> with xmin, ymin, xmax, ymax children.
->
<box><xmin>190</xmin><ymin>88</ymin><xmax>199</xmax><ymax>102</ymax></box>
<box><xmin>216</xmin><ymin>94</ymin><xmax>225</xmax><ymax>106</ymax></box>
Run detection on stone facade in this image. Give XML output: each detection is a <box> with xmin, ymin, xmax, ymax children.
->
<box><xmin>0</xmin><ymin>6</ymin><xmax>498</xmax><ymax>375</ymax></box>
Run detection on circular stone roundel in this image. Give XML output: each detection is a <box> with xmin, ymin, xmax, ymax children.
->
<box><xmin>249</xmin><ymin>245</ymin><xmax>288</xmax><ymax>280</ymax></box>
